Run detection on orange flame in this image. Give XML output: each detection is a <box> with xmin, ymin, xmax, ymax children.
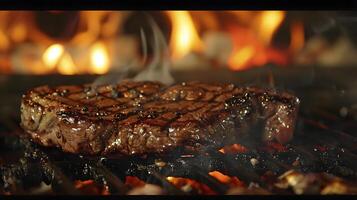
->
<box><xmin>42</xmin><ymin>44</ymin><xmax>78</xmax><ymax>75</ymax></box>
<box><xmin>289</xmin><ymin>21</ymin><xmax>305</xmax><ymax>54</ymax></box>
<box><xmin>167</xmin><ymin>11</ymin><xmax>202</xmax><ymax>60</ymax></box>
<box><xmin>258</xmin><ymin>11</ymin><xmax>286</xmax><ymax>45</ymax></box>
<box><xmin>57</xmin><ymin>52</ymin><xmax>77</xmax><ymax>75</ymax></box>
<box><xmin>42</xmin><ymin>44</ymin><xmax>64</xmax><ymax>70</ymax></box>
<box><xmin>0</xmin><ymin>30</ymin><xmax>10</xmax><ymax>51</ymax></box>
<box><xmin>228</xmin><ymin>11</ymin><xmax>287</xmax><ymax>71</ymax></box>
<box><xmin>9</xmin><ymin>23</ymin><xmax>27</xmax><ymax>43</ymax></box>
<box><xmin>89</xmin><ymin>41</ymin><xmax>110</xmax><ymax>74</ymax></box>
<box><xmin>228</xmin><ymin>46</ymin><xmax>255</xmax><ymax>70</ymax></box>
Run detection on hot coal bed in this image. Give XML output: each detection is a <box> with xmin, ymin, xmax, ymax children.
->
<box><xmin>1</xmin><ymin>67</ymin><xmax>357</xmax><ymax>195</ymax></box>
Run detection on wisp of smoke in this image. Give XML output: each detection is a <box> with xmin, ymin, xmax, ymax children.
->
<box><xmin>133</xmin><ymin>17</ymin><xmax>174</xmax><ymax>85</ymax></box>
<box><xmin>90</xmin><ymin>14</ymin><xmax>174</xmax><ymax>93</ymax></box>
<box><xmin>311</xmin><ymin>17</ymin><xmax>337</xmax><ymax>34</ymax></box>
<box><xmin>311</xmin><ymin>13</ymin><xmax>357</xmax><ymax>36</ymax></box>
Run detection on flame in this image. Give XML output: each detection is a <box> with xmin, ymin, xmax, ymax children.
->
<box><xmin>258</xmin><ymin>11</ymin><xmax>285</xmax><ymax>45</ymax></box>
<box><xmin>289</xmin><ymin>21</ymin><xmax>305</xmax><ymax>54</ymax></box>
<box><xmin>1</xmin><ymin>11</ymin><xmax>295</xmax><ymax>75</ymax></box>
<box><xmin>57</xmin><ymin>53</ymin><xmax>77</xmax><ymax>75</ymax></box>
<box><xmin>42</xmin><ymin>44</ymin><xmax>78</xmax><ymax>75</ymax></box>
<box><xmin>227</xmin><ymin>11</ymin><xmax>287</xmax><ymax>71</ymax></box>
<box><xmin>0</xmin><ymin>30</ymin><xmax>10</xmax><ymax>51</ymax></box>
<box><xmin>10</xmin><ymin>23</ymin><xmax>27</xmax><ymax>43</ymax></box>
<box><xmin>228</xmin><ymin>46</ymin><xmax>255</xmax><ymax>71</ymax></box>
<box><xmin>42</xmin><ymin>44</ymin><xmax>64</xmax><ymax>70</ymax></box>
<box><xmin>167</xmin><ymin>11</ymin><xmax>202</xmax><ymax>59</ymax></box>
<box><xmin>89</xmin><ymin>41</ymin><xmax>110</xmax><ymax>74</ymax></box>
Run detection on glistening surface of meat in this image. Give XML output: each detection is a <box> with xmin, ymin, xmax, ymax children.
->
<box><xmin>20</xmin><ymin>81</ymin><xmax>300</xmax><ymax>156</ymax></box>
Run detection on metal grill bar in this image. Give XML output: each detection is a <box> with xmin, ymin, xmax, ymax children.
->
<box><xmin>1</xmin><ymin>112</ymin><xmax>357</xmax><ymax>194</ymax></box>
<box><xmin>146</xmin><ymin>169</ymin><xmax>188</xmax><ymax>195</ymax></box>
<box><xmin>20</xmin><ymin>139</ymin><xmax>82</xmax><ymax>195</ymax></box>
<box><xmin>89</xmin><ymin>161</ymin><xmax>129</xmax><ymax>194</ymax></box>
<box><xmin>207</xmin><ymin>150</ymin><xmax>268</xmax><ymax>188</ymax></box>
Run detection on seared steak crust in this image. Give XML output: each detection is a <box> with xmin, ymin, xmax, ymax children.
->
<box><xmin>20</xmin><ymin>81</ymin><xmax>299</xmax><ymax>156</ymax></box>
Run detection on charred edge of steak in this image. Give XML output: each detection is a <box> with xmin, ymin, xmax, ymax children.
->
<box><xmin>20</xmin><ymin>81</ymin><xmax>300</xmax><ymax>156</ymax></box>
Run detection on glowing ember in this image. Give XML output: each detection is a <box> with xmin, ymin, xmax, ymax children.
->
<box><xmin>74</xmin><ymin>180</ymin><xmax>110</xmax><ymax>195</ymax></box>
<box><xmin>42</xmin><ymin>44</ymin><xmax>64</xmax><ymax>70</ymax></box>
<box><xmin>166</xmin><ymin>176</ymin><xmax>217</xmax><ymax>194</ymax></box>
<box><xmin>209</xmin><ymin>171</ymin><xmax>245</xmax><ymax>188</ymax></box>
<box><xmin>219</xmin><ymin>143</ymin><xmax>248</xmax><ymax>154</ymax></box>
<box><xmin>167</xmin><ymin>11</ymin><xmax>202</xmax><ymax>60</ymax></box>
<box><xmin>89</xmin><ymin>41</ymin><xmax>110</xmax><ymax>74</ymax></box>
<box><xmin>125</xmin><ymin>176</ymin><xmax>146</xmax><ymax>188</ymax></box>
<box><xmin>263</xmin><ymin>142</ymin><xmax>288</xmax><ymax>152</ymax></box>
<box><xmin>314</xmin><ymin>145</ymin><xmax>328</xmax><ymax>152</ymax></box>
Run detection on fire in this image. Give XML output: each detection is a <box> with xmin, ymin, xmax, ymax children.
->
<box><xmin>167</xmin><ymin>11</ymin><xmax>202</xmax><ymax>59</ymax></box>
<box><xmin>57</xmin><ymin>53</ymin><xmax>77</xmax><ymax>75</ymax></box>
<box><xmin>289</xmin><ymin>21</ymin><xmax>305</xmax><ymax>54</ymax></box>
<box><xmin>0</xmin><ymin>30</ymin><xmax>10</xmax><ymax>51</ymax></box>
<box><xmin>258</xmin><ymin>11</ymin><xmax>285</xmax><ymax>45</ymax></box>
<box><xmin>42</xmin><ymin>44</ymin><xmax>64</xmax><ymax>70</ymax></box>
<box><xmin>89</xmin><ymin>41</ymin><xmax>110</xmax><ymax>74</ymax></box>
<box><xmin>228</xmin><ymin>11</ymin><xmax>287</xmax><ymax>71</ymax></box>
<box><xmin>42</xmin><ymin>44</ymin><xmax>78</xmax><ymax>75</ymax></box>
<box><xmin>0</xmin><ymin>11</ymin><xmax>300</xmax><ymax>74</ymax></box>
<box><xmin>9</xmin><ymin>23</ymin><xmax>27</xmax><ymax>43</ymax></box>
<box><xmin>227</xmin><ymin>46</ymin><xmax>255</xmax><ymax>70</ymax></box>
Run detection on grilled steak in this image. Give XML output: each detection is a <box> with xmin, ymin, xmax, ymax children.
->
<box><xmin>20</xmin><ymin>81</ymin><xmax>300</xmax><ymax>156</ymax></box>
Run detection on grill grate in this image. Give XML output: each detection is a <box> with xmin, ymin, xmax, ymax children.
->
<box><xmin>1</xmin><ymin>113</ymin><xmax>357</xmax><ymax>195</ymax></box>
<box><xmin>1</xmin><ymin>69</ymin><xmax>357</xmax><ymax>195</ymax></box>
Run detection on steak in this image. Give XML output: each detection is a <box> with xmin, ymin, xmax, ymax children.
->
<box><xmin>20</xmin><ymin>81</ymin><xmax>300</xmax><ymax>156</ymax></box>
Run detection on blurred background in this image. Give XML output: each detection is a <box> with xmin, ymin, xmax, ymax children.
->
<box><xmin>0</xmin><ymin>11</ymin><xmax>356</xmax><ymax>75</ymax></box>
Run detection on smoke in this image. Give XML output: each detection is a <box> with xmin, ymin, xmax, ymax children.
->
<box><xmin>310</xmin><ymin>12</ymin><xmax>357</xmax><ymax>37</ymax></box>
<box><xmin>90</xmin><ymin>14</ymin><xmax>174</xmax><ymax>92</ymax></box>
<box><xmin>133</xmin><ymin>17</ymin><xmax>174</xmax><ymax>85</ymax></box>
<box><xmin>311</xmin><ymin>17</ymin><xmax>337</xmax><ymax>35</ymax></box>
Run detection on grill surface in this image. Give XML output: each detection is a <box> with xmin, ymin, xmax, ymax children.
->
<box><xmin>1</xmin><ymin>67</ymin><xmax>357</xmax><ymax>195</ymax></box>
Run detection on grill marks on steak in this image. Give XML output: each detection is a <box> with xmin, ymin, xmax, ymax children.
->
<box><xmin>20</xmin><ymin>81</ymin><xmax>300</xmax><ymax>156</ymax></box>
